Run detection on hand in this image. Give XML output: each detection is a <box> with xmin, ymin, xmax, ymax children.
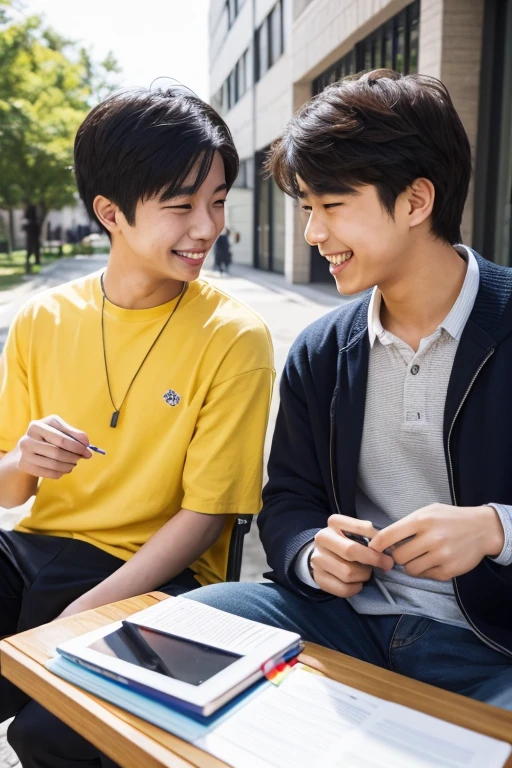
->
<box><xmin>310</xmin><ymin>515</ymin><xmax>394</xmax><ymax>598</ymax></box>
<box><xmin>369</xmin><ymin>503</ymin><xmax>505</xmax><ymax>581</ymax></box>
<box><xmin>16</xmin><ymin>415</ymin><xmax>91</xmax><ymax>480</ymax></box>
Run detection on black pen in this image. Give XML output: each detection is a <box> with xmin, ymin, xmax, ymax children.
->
<box><xmin>67</xmin><ymin>434</ymin><xmax>106</xmax><ymax>455</ymax></box>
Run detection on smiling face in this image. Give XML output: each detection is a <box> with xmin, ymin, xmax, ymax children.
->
<box><xmin>298</xmin><ymin>178</ymin><xmax>415</xmax><ymax>295</ymax></box>
<box><xmin>96</xmin><ymin>151</ymin><xmax>228</xmax><ymax>283</ymax></box>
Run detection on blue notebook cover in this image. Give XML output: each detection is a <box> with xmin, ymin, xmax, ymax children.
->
<box><xmin>47</xmin><ymin>656</ymin><xmax>270</xmax><ymax>744</ymax></box>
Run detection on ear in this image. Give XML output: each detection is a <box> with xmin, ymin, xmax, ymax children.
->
<box><xmin>93</xmin><ymin>195</ymin><xmax>122</xmax><ymax>234</ymax></box>
<box><xmin>406</xmin><ymin>178</ymin><xmax>435</xmax><ymax>229</ymax></box>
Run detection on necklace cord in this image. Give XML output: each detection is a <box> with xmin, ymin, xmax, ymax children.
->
<box><xmin>100</xmin><ymin>275</ymin><xmax>187</xmax><ymax>425</ymax></box>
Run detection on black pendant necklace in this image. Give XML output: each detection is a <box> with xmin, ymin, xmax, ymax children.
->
<box><xmin>100</xmin><ymin>274</ymin><xmax>188</xmax><ymax>428</ymax></box>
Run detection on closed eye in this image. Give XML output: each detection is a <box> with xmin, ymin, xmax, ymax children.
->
<box><xmin>300</xmin><ymin>203</ymin><xmax>343</xmax><ymax>212</ymax></box>
<box><xmin>163</xmin><ymin>204</ymin><xmax>192</xmax><ymax>210</ymax></box>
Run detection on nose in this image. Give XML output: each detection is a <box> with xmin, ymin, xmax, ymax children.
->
<box><xmin>304</xmin><ymin>210</ymin><xmax>328</xmax><ymax>247</ymax></box>
<box><xmin>189</xmin><ymin>205</ymin><xmax>218</xmax><ymax>242</ymax></box>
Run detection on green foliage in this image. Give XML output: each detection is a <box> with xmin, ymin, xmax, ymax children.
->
<box><xmin>0</xmin><ymin>0</ymin><xmax>120</xmax><ymax>222</ymax></box>
<box><xmin>0</xmin><ymin>247</ymin><xmax>60</xmax><ymax>290</ymax></box>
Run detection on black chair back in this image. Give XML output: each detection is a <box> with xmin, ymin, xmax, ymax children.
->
<box><xmin>226</xmin><ymin>515</ymin><xmax>253</xmax><ymax>582</ymax></box>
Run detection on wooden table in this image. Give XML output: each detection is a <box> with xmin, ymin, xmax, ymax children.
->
<box><xmin>1</xmin><ymin>592</ymin><xmax>511</xmax><ymax>768</ymax></box>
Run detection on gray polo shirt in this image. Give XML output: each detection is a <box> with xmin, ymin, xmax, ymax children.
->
<box><xmin>296</xmin><ymin>246</ymin><xmax>512</xmax><ymax>628</ymax></box>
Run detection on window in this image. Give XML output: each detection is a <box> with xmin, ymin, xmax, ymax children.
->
<box><xmin>270</xmin><ymin>1</ymin><xmax>283</xmax><ymax>65</ymax></box>
<box><xmin>237</xmin><ymin>51</ymin><xmax>247</xmax><ymax>99</ymax></box>
<box><xmin>395</xmin><ymin>11</ymin><xmax>406</xmax><ymax>73</ymax></box>
<box><xmin>256</xmin><ymin>1</ymin><xmax>284</xmax><ymax>82</ymax></box>
<box><xmin>232</xmin><ymin>158</ymin><xmax>254</xmax><ymax>189</ymax></box>
<box><xmin>312</xmin><ymin>51</ymin><xmax>355</xmax><ymax>94</ymax></box>
<box><xmin>219</xmin><ymin>48</ymin><xmax>250</xmax><ymax>113</ymax></box>
<box><xmin>255</xmin><ymin>151</ymin><xmax>285</xmax><ymax>274</ymax></box>
<box><xmin>256</xmin><ymin>18</ymin><xmax>270</xmax><ymax>80</ymax></box>
<box><xmin>227</xmin><ymin>0</ymin><xmax>237</xmax><ymax>27</ymax></box>
<box><xmin>229</xmin><ymin>70</ymin><xmax>237</xmax><ymax>109</ymax></box>
<box><xmin>408</xmin><ymin>5</ymin><xmax>419</xmax><ymax>73</ymax></box>
<box><xmin>211</xmin><ymin>88</ymin><xmax>223</xmax><ymax>115</ymax></box>
<box><xmin>313</xmin><ymin>1</ymin><xmax>419</xmax><ymax>95</ymax></box>
<box><xmin>384</xmin><ymin>21</ymin><xmax>393</xmax><ymax>69</ymax></box>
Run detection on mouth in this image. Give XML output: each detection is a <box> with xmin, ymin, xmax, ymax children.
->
<box><xmin>172</xmin><ymin>249</ymin><xmax>208</xmax><ymax>266</ymax></box>
<box><xmin>322</xmin><ymin>250</ymin><xmax>353</xmax><ymax>275</ymax></box>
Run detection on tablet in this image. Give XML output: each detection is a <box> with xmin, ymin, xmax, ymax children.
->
<box><xmin>56</xmin><ymin>597</ymin><xmax>302</xmax><ymax>716</ymax></box>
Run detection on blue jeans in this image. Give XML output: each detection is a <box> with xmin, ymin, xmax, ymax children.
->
<box><xmin>185</xmin><ymin>582</ymin><xmax>512</xmax><ymax>710</ymax></box>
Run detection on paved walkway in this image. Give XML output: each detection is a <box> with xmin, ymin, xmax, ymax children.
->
<box><xmin>0</xmin><ymin>256</ymin><xmax>349</xmax><ymax>766</ymax></box>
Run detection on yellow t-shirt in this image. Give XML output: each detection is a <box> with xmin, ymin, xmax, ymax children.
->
<box><xmin>0</xmin><ymin>272</ymin><xmax>274</xmax><ymax>585</ymax></box>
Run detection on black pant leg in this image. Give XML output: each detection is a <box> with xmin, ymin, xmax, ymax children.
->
<box><xmin>0</xmin><ymin>542</ymin><xmax>25</xmax><ymax>721</ymax></box>
<box><xmin>7</xmin><ymin>701</ymin><xmax>120</xmax><ymax>768</ymax></box>
<box><xmin>0</xmin><ymin>542</ymin><xmax>24</xmax><ymax>640</ymax></box>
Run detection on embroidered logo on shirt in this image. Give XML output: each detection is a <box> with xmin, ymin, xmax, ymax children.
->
<box><xmin>163</xmin><ymin>389</ymin><xmax>181</xmax><ymax>407</ymax></box>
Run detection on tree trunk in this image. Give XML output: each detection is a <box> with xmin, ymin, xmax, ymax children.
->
<box><xmin>34</xmin><ymin>207</ymin><xmax>47</xmax><ymax>266</ymax></box>
<box><xmin>7</xmin><ymin>209</ymin><xmax>14</xmax><ymax>260</ymax></box>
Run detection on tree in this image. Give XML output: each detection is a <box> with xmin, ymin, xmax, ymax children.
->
<box><xmin>0</xmin><ymin>0</ymin><xmax>120</xmax><ymax>270</ymax></box>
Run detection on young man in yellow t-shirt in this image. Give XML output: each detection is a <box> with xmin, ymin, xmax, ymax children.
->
<box><xmin>1</xmin><ymin>87</ymin><xmax>274</xmax><ymax>766</ymax></box>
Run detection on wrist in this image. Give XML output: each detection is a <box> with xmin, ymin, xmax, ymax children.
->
<box><xmin>481</xmin><ymin>505</ymin><xmax>505</xmax><ymax>558</ymax></box>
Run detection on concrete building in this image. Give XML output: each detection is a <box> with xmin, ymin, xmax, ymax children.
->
<box><xmin>208</xmin><ymin>0</ymin><xmax>512</xmax><ymax>283</ymax></box>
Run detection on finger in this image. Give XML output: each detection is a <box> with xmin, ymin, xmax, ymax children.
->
<box><xmin>19</xmin><ymin>455</ymin><xmax>74</xmax><ymax>480</ymax></box>
<box><xmin>419</xmin><ymin>565</ymin><xmax>452</xmax><ymax>581</ymax></box>
<box><xmin>328</xmin><ymin>515</ymin><xmax>379</xmax><ymax>540</ymax></box>
<box><xmin>44</xmin><ymin>415</ymin><xmax>90</xmax><ymax>446</ymax></box>
<box><xmin>315</xmin><ymin>546</ymin><xmax>372</xmax><ymax>583</ymax></box>
<box><xmin>313</xmin><ymin>565</ymin><xmax>364</xmax><ymax>599</ymax></box>
<box><xmin>389</xmin><ymin>537</ymin><xmax>430</xmax><ymax>566</ymax></box>
<box><xmin>319</xmin><ymin>527</ymin><xmax>394</xmax><ymax>570</ymax></box>
<box><xmin>32</xmin><ymin>441</ymin><xmax>84</xmax><ymax>466</ymax></box>
<box><xmin>31</xmin><ymin>423</ymin><xmax>91</xmax><ymax>458</ymax></box>
<box><xmin>27</xmin><ymin>453</ymin><xmax>76</xmax><ymax>475</ymax></box>
<box><xmin>402</xmin><ymin>552</ymin><xmax>442</xmax><ymax>578</ymax></box>
<box><xmin>369</xmin><ymin>517</ymin><xmax>421</xmax><ymax>553</ymax></box>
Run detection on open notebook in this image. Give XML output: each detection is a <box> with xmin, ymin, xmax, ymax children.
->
<box><xmin>55</xmin><ymin>596</ymin><xmax>303</xmax><ymax>716</ymax></box>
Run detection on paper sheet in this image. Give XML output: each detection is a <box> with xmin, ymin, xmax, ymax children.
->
<box><xmin>198</xmin><ymin>669</ymin><xmax>511</xmax><ymax>768</ymax></box>
<box><xmin>129</xmin><ymin>597</ymin><xmax>295</xmax><ymax>655</ymax></box>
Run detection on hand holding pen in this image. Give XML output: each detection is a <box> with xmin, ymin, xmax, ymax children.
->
<box><xmin>16</xmin><ymin>414</ymin><xmax>105</xmax><ymax>481</ymax></box>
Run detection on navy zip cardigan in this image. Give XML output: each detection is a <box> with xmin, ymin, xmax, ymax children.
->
<box><xmin>259</xmin><ymin>251</ymin><xmax>512</xmax><ymax>659</ymax></box>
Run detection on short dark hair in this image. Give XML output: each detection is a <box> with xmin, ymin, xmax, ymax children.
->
<box><xmin>268</xmin><ymin>69</ymin><xmax>471</xmax><ymax>244</ymax></box>
<box><xmin>74</xmin><ymin>88</ymin><xmax>239</xmax><ymax>231</ymax></box>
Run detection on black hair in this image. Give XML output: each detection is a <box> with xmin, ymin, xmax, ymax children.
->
<box><xmin>74</xmin><ymin>87</ymin><xmax>239</xmax><ymax>231</ymax></box>
<box><xmin>268</xmin><ymin>69</ymin><xmax>471</xmax><ymax>244</ymax></box>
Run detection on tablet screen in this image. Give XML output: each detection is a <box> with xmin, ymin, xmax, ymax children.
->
<box><xmin>88</xmin><ymin>624</ymin><xmax>241</xmax><ymax>686</ymax></box>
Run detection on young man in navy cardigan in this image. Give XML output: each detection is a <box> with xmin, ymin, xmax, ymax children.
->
<box><xmin>187</xmin><ymin>69</ymin><xmax>512</xmax><ymax>710</ymax></box>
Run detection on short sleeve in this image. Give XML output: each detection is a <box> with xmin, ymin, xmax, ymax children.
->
<box><xmin>0</xmin><ymin>311</ymin><xmax>31</xmax><ymax>453</ymax></box>
<box><xmin>182</xmin><ymin>328</ymin><xmax>275</xmax><ymax>514</ymax></box>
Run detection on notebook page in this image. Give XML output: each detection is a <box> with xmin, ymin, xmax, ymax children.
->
<box><xmin>198</xmin><ymin>669</ymin><xmax>511</xmax><ymax>768</ymax></box>
<box><xmin>128</xmin><ymin>597</ymin><xmax>297</xmax><ymax>655</ymax></box>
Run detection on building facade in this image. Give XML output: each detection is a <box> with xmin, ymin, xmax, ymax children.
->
<box><xmin>209</xmin><ymin>0</ymin><xmax>512</xmax><ymax>282</ymax></box>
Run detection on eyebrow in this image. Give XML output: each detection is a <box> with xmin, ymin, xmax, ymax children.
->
<box><xmin>163</xmin><ymin>183</ymin><xmax>228</xmax><ymax>201</ymax></box>
<box><xmin>298</xmin><ymin>187</ymin><xmax>360</xmax><ymax>201</ymax></box>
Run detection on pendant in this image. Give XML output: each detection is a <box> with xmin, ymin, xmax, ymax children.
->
<box><xmin>110</xmin><ymin>410</ymin><xmax>120</xmax><ymax>428</ymax></box>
